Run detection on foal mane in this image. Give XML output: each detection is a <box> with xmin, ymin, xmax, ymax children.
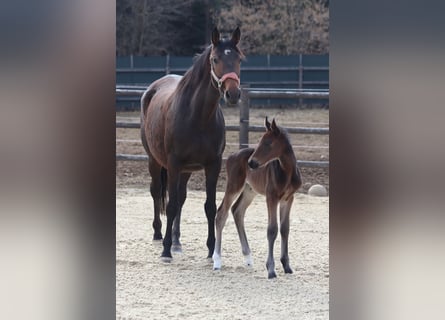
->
<box><xmin>275</xmin><ymin>124</ymin><xmax>295</xmax><ymax>155</ymax></box>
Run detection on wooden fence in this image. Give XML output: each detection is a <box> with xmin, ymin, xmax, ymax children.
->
<box><xmin>116</xmin><ymin>87</ymin><xmax>329</xmax><ymax>168</ymax></box>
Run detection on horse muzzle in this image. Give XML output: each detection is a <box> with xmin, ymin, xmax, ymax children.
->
<box><xmin>219</xmin><ymin>72</ymin><xmax>241</xmax><ymax>105</ymax></box>
<box><xmin>248</xmin><ymin>159</ymin><xmax>259</xmax><ymax>169</ymax></box>
<box><xmin>224</xmin><ymin>87</ymin><xmax>241</xmax><ymax>105</ymax></box>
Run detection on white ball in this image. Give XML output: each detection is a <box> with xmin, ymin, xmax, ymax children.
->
<box><xmin>308</xmin><ymin>184</ymin><xmax>328</xmax><ymax>197</ymax></box>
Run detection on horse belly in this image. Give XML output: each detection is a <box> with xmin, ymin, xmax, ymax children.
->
<box><xmin>246</xmin><ymin>168</ymin><xmax>267</xmax><ymax>195</ymax></box>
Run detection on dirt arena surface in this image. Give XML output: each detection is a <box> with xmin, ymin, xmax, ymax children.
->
<box><xmin>116</xmin><ymin>106</ymin><xmax>329</xmax><ymax>319</ymax></box>
<box><xmin>117</xmin><ymin>188</ymin><xmax>329</xmax><ymax>319</ymax></box>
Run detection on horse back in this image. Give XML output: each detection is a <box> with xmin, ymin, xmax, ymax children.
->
<box><xmin>141</xmin><ymin>75</ymin><xmax>182</xmax><ymax>167</ymax></box>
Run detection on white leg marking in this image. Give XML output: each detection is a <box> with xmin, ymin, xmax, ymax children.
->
<box><xmin>212</xmin><ymin>252</ymin><xmax>222</xmax><ymax>270</ymax></box>
<box><xmin>244</xmin><ymin>254</ymin><xmax>253</xmax><ymax>267</ymax></box>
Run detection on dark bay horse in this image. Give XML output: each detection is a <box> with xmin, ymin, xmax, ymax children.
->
<box><xmin>141</xmin><ymin>27</ymin><xmax>243</xmax><ymax>260</ymax></box>
<box><xmin>213</xmin><ymin>118</ymin><xmax>302</xmax><ymax>278</ymax></box>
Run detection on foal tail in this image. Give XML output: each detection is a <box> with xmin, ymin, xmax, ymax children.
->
<box><xmin>160</xmin><ymin>167</ymin><xmax>168</xmax><ymax>215</ymax></box>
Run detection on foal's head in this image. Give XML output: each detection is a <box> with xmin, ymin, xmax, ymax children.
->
<box><xmin>210</xmin><ymin>27</ymin><xmax>243</xmax><ymax>105</ymax></box>
<box><xmin>248</xmin><ymin>118</ymin><xmax>290</xmax><ymax>169</ymax></box>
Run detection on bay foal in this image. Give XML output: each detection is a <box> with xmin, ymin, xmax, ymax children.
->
<box><xmin>213</xmin><ymin>118</ymin><xmax>302</xmax><ymax>278</ymax></box>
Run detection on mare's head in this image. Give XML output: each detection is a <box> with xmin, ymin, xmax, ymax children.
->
<box><xmin>210</xmin><ymin>27</ymin><xmax>243</xmax><ymax>105</ymax></box>
<box><xmin>248</xmin><ymin>117</ymin><xmax>289</xmax><ymax>169</ymax></box>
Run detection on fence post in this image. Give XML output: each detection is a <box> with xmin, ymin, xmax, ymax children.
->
<box><xmin>239</xmin><ymin>85</ymin><xmax>250</xmax><ymax>149</ymax></box>
<box><xmin>298</xmin><ymin>53</ymin><xmax>303</xmax><ymax>107</ymax></box>
<box><xmin>165</xmin><ymin>54</ymin><xmax>170</xmax><ymax>74</ymax></box>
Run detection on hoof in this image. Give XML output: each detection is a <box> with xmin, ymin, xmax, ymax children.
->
<box><xmin>161</xmin><ymin>250</ymin><xmax>172</xmax><ymax>261</ymax></box>
<box><xmin>213</xmin><ymin>267</ymin><xmax>221</xmax><ymax>271</ymax></box>
<box><xmin>160</xmin><ymin>256</ymin><xmax>172</xmax><ymax>263</ymax></box>
<box><xmin>153</xmin><ymin>234</ymin><xmax>163</xmax><ymax>241</ymax></box>
<box><xmin>171</xmin><ymin>244</ymin><xmax>182</xmax><ymax>253</ymax></box>
<box><xmin>268</xmin><ymin>271</ymin><xmax>277</xmax><ymax>279</ymax></box>
<box><xmin>245</xmin><ymin>254</ymin><xmax>253</xmax><ymax>267</ymax></box>
<box><xmin>284</xmin><ymin>267</ymin><xmax>293</xmax><ymax>274</ymax></box>
<box><xmin>212</xmin><ymin>254</ymin><xmax>222</xmax><ymax>270</ymax></box>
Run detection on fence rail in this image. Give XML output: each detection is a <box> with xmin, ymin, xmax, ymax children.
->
<box><xmin>116</xmin><ymin>153</ymin><xmax>328</xmax><ymax>168</ymax></box>
<box><xmin>116</xmin><ymin>87</ymin><xmax>329</xmax><ymax>168</ymax></box>
<box><xmin>117</xmin><ymin>54</ymin><xmax>328</xmax><ymax>109</ymax></box>
<box><xmin>117</xmin><ymin>121</ymin><xmax>328</xmax><ymax>135</ymax></box>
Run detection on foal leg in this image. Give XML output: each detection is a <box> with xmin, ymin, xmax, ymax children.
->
<box><xmin>148</xmin><ymin>158</ymin><xmax>164</xmax><ymax>240</ymax></box>
<box><xmin>266</xmin><ymin>197</ymin><xmax>279</xmax><ymax>279</ymax></box>
<box><xmin>213</xmin><ymin>154</ymin><xmax>249</xmax><ymax>270</ymax></box>
<box><xmin>232</xmin><ymin>184</ymin><xmax>256</xmax><ymax>267</ymax></box>
<box><xmin>279</xmin><ymin>196</ymin><xmax>294</xmax><ymax>274</ymax></box>
<box><xmin>204</xmin><ymin>160</ymin><xmax>222</xmax><ymax>258</ymax></box>
<box><xmin>213</xmin><ymin>186</ymin><xmax>244</xmax><ymax>270</ymax></box>
<box><xmin>172</xmin><ymin>172</ymin><xmax>191</xmax><ymax>253</ymax></box>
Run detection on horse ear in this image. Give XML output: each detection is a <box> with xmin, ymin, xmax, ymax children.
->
<box><xmin>265</xmin><ymin>117</ymin><xmax>271</xmax><ymax>131</ymax></box>
<box><xmin>211</xmin><ymin>27</ymin><xmax>220</xmax><ymax>46</ymax></box>
<box><xmin>231</xmin><ymin>27</ymin><xmax>241</xmax><ymax>45</ymax></box>
<box><xmin>271</xmin><ymin>118</ymin><xmax>280</xmax><ymax>134</ymax></box>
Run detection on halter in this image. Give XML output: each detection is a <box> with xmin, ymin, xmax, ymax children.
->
<box><xmin>210</xmin><ymin>59</ymin><xmax>240</xmax><ymax>95</ymax></box>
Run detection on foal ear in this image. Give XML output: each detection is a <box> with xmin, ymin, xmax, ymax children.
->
<box><xmin>271</xmin><ymin>118</ymin><xmax>281</xmax><ymax>134</ymax></box>
<box><xmin>211</xmin><ymin>27</ymin><xmax>220</xmax><ymax>46</ymax></box>
<box><xmin>231</xmin><ymin>27</ymin><xmax>241</xmax><ymax>45</ymax></box>
<box><xmin>265</xmin><ymin>117</ymin><xmax>271</xmax><ymax>131</ymax></box>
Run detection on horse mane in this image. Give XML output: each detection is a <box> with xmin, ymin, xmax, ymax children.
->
<box><xmin>175</xmin><ymin>46</ymin><xmax>212</xmax><ymax>95</ymax></box>
<box><xmin>176</xmin><ymin>41</ymin><xmax>245</xmax><ymax>96</ymax></box>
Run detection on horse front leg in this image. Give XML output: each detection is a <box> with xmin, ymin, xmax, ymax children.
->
<box><xmin>204</xmin><ymin>160</ymin><xmax>221</xmax><ymax>259</ymax></box>
<box><xmin>232</xmin><ymin>184</ymin><xmax>256</xmax><ymax>267</ymax></box>
<box><xmin>266</xmin><ymin>196</ymin><xmax>279</xmax><ymax>279</ymax></box>
<box><xmin>213</xmin><ymin>187</ymin><xmax>245</xmax><ymax>270</ymax></box>
<box><xmin>279</xmin><ymin>196</ymin><xmax>294</xmax><ymax>274</ymax></box>
<box><xmin>161</xmin><ymin>167</ymin><xmax>180</xmax><ymax>261</ymax></box>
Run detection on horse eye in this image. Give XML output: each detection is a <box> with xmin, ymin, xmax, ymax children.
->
<box><xmin>212</xmin><ymin>57</ymin><xmax>218</xmax><ymax>64</ymax></box>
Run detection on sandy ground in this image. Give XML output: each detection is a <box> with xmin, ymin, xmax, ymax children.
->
<box><xmin>116</xmin><ymin>188</ymin><xmax>329</xmax><ymax>319</ymax></box>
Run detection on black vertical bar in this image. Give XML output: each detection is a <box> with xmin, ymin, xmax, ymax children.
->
<box><xmin>239</xmin><ymin>86</ymin><xmax>250</xmax><ymax>149</ymax></box>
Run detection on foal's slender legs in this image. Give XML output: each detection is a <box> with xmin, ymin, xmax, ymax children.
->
<box><xmin>279</xmin><ymin>196</ymin><xmax>294</xmax><ymax>274</ymax></box>
<box><xmin>172</xmin><ymin>172</ymin><xmax>192</xmax><ymax>252</ymax></box>
<box><xmin>232</xmin><ymin>184</ymin><xmax>256</xmax><ymax>266</ymax></box>
<box><xmin>213</xmin><ymin>187</ymin><xmax>243</xmax><ymax>269</ymax></box>
<box><xmin>148</xmin><ymin>158</ymin><xmax>164</xmax><ymax>240</ymax></box>
<box><xmin>266</xmin><ymin>196</ymin><xmax>279</xmax><ymax>279</ymax></box>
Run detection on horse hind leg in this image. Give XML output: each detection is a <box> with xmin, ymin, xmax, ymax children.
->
<box><xmin>171</xmin><ymin>172</ymin><xmax>191</xmax><ymax>253</ymax></box>
<box><xmin>148</xmin><ymin>159</ymin><xmax>165</xmax><ymax>240</ymax></box>
<box><xmin>231</xmin><ymin>183</ymin><xmax>256</xmax><ymax>267</ymax></box>
<box><xmin>279</xmin><ymin>197</ymin><xmax>294</xmax><ymax>274</ymax></box>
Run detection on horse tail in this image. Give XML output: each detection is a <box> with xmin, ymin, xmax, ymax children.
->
<box><xmin>140</xmin><ymin>87</ymin><xmax>157</xmax><ymax>154</ymax></box>
<box><xmin>141</xmin><ymin>86</ymin><xmax>156</xmax><ymax>117</ymax></box>
<box><xmin>160</xmin><ymin>167</ymin><xmax>168</xmax><ymax>215</ymax></box>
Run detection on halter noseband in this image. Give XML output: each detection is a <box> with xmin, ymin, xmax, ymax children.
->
<box><xmin>210</xmin><ymin>62</ymin><xmax>240</xmax><ymax>95</ymax></box>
